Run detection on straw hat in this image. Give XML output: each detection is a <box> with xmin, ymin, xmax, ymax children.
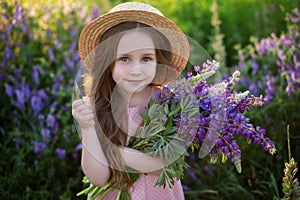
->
<box><xmin>78</xmin><ymin>2</ymin><xmax>190</xmax><ymax>73</ymax></box>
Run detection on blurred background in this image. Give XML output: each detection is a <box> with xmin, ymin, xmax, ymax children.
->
<box><xmin>0</xmin><ymin>0</ymin><xmax>299</xmax><ymax>199</ymax></box>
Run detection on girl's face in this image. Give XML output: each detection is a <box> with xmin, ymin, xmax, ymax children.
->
<box><xmin>112</xmin><ymin>30</ymin><xmax>157</xmax><ymax>95</ymax></box>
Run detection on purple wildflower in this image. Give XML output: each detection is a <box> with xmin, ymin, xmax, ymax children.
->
<box><xmin>5</xmin><ymin>83</ymin><xmax>13</xmax><ymax>97</ymax></box>
<box><xmin>41</xmin><ymin>128</ymin><xmax>51</xmax><ymax>141</ymax></box>
<box><xmin>13</xmin><ymin>137</ymin><xmax>21</xmax><ymax>150</ymax></box>
<box><xmin>73</xmin><ymin>143</ymin><xmax>82</xmax><ymax>158</ymax></box>
<box><xmin>32</xmin><ymin>67</ymin><xmax>39</xmax><ymax>84</ymax></box>
<box><xmin>38</xmin><ymin>89</ymin><xmax>49</xmax><ymax>100</ymax></box>
<box><xmin>48</xmin><ymin>48</ymin><xmax>56</xmax><ymax>62</ymax></box>
<box><xmin>70</xmin><ymin>28</ymin><xmax>78</xmax><ymax>37</ymax></box>
<box><xmin>46</xmin><ymin>114</ymin><xmax>56</xmax><ymax>129</ymax></box>
<box><xmin>55</xmin><ymin>148</ymin><xmax>66</xmax><ymax>160</ymax></box>
<box><xmin>31</xmin><ymin>95</ymin><xmax>43</xmax><ymax>113</ymax></box>
<box><xmin>14</xmin><ymin>89</ymin><xmax>25</xmax><ymax>109</ymax></box>
<box><xmin>91</xmin><ymin>6</ymin><xmax>100</xmax><ymax>20</ymax></box>
<box><xmin>38</xmin><ymin>114</ymin><xmax>44</xmax><ymax>126</ymax></box>
<box><xmin>186</xmin><ymin>167</ymin><xmax>201</xmax><ymax>184</ymax></box>
<box><xmin>33</xmin><ymin>141</ymin><xmax>46</xmax><ymax>155</ymax></box>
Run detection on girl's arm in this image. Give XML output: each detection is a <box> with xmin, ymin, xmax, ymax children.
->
<box><xmin>119</xmin><ymin>147</ymin><xmax>167</xmax><ymax>175</ymax></box>
<box><xmin>72</xmin><ymin>99</ymin><xmax>110</xmax><ymax>187</ymax></box>
<box><xmin>81</xmin><ymin>126</ymin><xmax>110</xmax><ymax>187</ymax></box>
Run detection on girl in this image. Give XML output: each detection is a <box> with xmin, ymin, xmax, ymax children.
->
<box><xmin>72</xmin><ymin>2</ymin><xmax>190</xmax><ymax>199</ymax></box>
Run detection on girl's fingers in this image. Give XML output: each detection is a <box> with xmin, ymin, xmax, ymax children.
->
<box><xmin>82</xmin><ymin>96</ymin><xmax>90</xmax><ymax>104</ymax></box>
<box><xmin>72</xmin><ymin>102</ymin><xmax>94</xmax><ymax>117</ymax></box>
<box><xmin>72</xmin><ymin>99</ymin><xmax>84</xmax><ymax>109</ymax></box>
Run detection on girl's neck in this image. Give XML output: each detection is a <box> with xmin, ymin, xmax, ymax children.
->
<box><xmin>117</xmin><ymin>85</ymin><xmax>153</xmax><ymax>108</ymax></box>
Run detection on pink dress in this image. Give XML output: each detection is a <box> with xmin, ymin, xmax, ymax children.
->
<box><xmin>93</xmin><ymin>87</ymin><xmax>184</xmax><ymax>200</ymax></box>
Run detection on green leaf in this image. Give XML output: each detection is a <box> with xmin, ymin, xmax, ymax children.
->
<box><xmin>156</xmin><ymin>171</ymin><xmax>166</xmax><ymax>188</ymax></box>
<box><xmin>168</xmin><ymin>104</ymin><xmax>181</xmax><ymax>116</ymax></box>
<box><xmin>129</xmin><ymin>171</ymin><xmax>140</xmax><ymax>184</ymax></box>
<box><xmin>90</xmin><ymin>187</ymin><xmax>102</xmax><ymax>200</ymax></box>
<box><xmin>117</xmin><ymin>190</ymin><xmax>130</xmax><ymax>200</ymax></box>
<box><xmin>180</xmin><ymin>98</ymin><xmax>184</xmax><ymax>109</ymax></box>
<box><xmin>187</xmin><ymin>107</ymin><xmax>199</xmax><ymax>118</ymax></box>
<box><xmin>189</xmin><ymin>70</ymin><xmax>216</xmax><ymax>85</ymax></box>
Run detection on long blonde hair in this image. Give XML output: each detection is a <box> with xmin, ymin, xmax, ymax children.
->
<box><xmin>84</xmin><ymin>21</ymin><xmax>177</xmax><ymax>189</ymax></box>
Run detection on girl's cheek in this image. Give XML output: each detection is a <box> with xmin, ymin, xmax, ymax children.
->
<box><xmin>112</xmin><ymin>64</ymin><xmax>126</xmax><ymax>83</ymax></box>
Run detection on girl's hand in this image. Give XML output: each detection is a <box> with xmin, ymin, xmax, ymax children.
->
<box><xmin>72</xmin><ymin>97</ymin><xmax>95</xmax><ymax>130</ymax></box>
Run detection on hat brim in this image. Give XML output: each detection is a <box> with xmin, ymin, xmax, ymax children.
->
<box><xmin>78</xmin><ymin>10</ymin><xmax>190</xmax><ymax>73</ymax></box>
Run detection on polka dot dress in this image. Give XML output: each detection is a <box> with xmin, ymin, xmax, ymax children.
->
<box><xmin>93</xmin><ymin>87</ymin><xmax>185</xmax><ymax>200</ymax></box>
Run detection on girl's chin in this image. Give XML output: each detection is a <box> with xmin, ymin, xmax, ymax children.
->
<box><xmin>126</xmin><ymin>86</ymin><xmax>148</xmax><ymax>94</ymax></box>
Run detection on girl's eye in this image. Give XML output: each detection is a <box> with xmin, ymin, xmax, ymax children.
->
<box><xmin>142</xmin><ymin>57</ymin><xmax>153</xmax><ymax>62</ymax></box>
<box><xmin>118</xmin><ymin>57</ymin><xmax>129</xmax><ymax>62</ymax></box>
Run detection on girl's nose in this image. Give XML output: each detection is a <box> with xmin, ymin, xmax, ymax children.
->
<box><xmin>129</xmin><ymin>60</ymin><xmax>142</xmax><ymax>75</ymax></box>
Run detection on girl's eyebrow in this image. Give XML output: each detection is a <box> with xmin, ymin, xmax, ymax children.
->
<box><xmin>116</xmin><ymin>53</ymin><xmax>130</xmax><ymax>58</ymax></box>
<box><xmin>142</xmin><ymin>53</ymin><xmax>155</xmax><ymax>57</ymax></box>
<box><xmin>116</xmin><ymin>52</ymin><xmax>156</xmax><ymax>58</ymax></box>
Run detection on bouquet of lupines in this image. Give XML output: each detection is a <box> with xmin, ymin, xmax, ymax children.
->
<box><xmin>77</xmin><ymin>60</ymin><xmax>276</xmax><ymax>199</ymax></box>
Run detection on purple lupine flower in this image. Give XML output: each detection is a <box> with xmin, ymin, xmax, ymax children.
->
<box><xmin>13</xmin><ymin>2</ymin><xmax>23</xmax><ymax>24</ymax></box>
<box><xmin>33</xmin><ymin>141</ymin><xmax>46</xmax><ymax>155</ymax></box>
<box><xmin>186</xmin><ymin>167</ymin><xmax>201</xmax><ymax>183</ymax></box>
<box><xmin>53</xmin><ymin>121</ymin><xmax>59</xmax><ymax>134</ymax></box>
<box><xmin>20</xmin><ymin>23</ymin><xmax>29</xmax><ymax>35</ymax></box>
<box><xmin>73</xmin><ymin>143</ymin><xmax>82</xmax><ymax>158</ymax></box>
<box><xmin>1</xmin><ymin>13</ymin><xmax>9</xmax><ymax>21</ymax></box>
<box><xmin>55</xmin><ymin>148</ymin><xmax>66</xmax><ymax>160</ymax></box>
<box><xmin>194</xmin><ymin>65</ymin><xmax>200</xmax><ymax>72</ymax></box>
<box><xmin>277</xmin><ymin>51</ymin><xmax>286</xmax><ymax>60</ymax></box>
<box><xmin>38</xmin><ymin>114</ymin><xmax>44</xmax><ymax>126</ymax></box>
<box><xmin>294</xmin><ymin>8</ymin><xmax>300</xmax><ymax>16</ymax></box>
<box><xmin>63</xmin><ymin>130</ymin><xmax>69</xmax><ymax>143</ymax></box>
<box><xmin>91</xmin><ymin>6</ymin><xmax>100</xmax><ymax>20</ymax></box>
<box><xmin>31</xmin><ymin>95</ymin><xmax>43</xmax><ymax>113</ymax></box>
<box><xmin>256</xmin><ymin>38</ymin><xmax>277</xmax><ymax>55</ymax></box>
<box><xmin>48</xmin><ymin>48</ymin><xmax>56</xmax><ymax>62</ymax></box>
<box><xmin>186</xmin><ymin>71</ymin><xmax>192</xmax><ymax>78</ymax></box>
<box><xmin>13</xmin><ymin>137</ymin><xmax>21</xmax><ymax>150</ymax></box>
<box><xmin>251</xmin><ymin>59</ymin><xmax>259</xmax><ymax>75</ymax></box>
<box><xmin>60</xmin><ymin>105</ymin><xmax>69</xmax><ymax>111</ymax></box>
<box><xmin>289</xmin><ymin>15</ymin><xmax>299</xmax><ymax>23</ymax></box>
<box><xmin>0</xmin><ymin>72</ymin><xmax>4</xmax><ymax>81</ymax></box>
<box><xmin>69</xmin><ymin>41</ymin><xmax>77</xmax><ymax>53</ymax></box>
<box><xmin>293</xmin><ymin>54</ymin><xmax>300</xmax><ymax>68</ymax></box>
<box><xmin>46</xmin><ymin>28</ymin><xmax>51</xmax><ymax>37</ymax></box>
<box><xmin>32</xmin><ymin>67</ymin><xmax>39</xmax><ymax>84</ymax></box>
<box><xmin>265</xmin><ymin>75</ymin><xmax>275</xmax><ymax>102</ymax></box>
<box><xmin>38</xmin><ymin>89</ymin><xmax>49</xmax><ymax>100</ymax></box>
<box><xmin>162</xmin><ymin>86</ymin><xmax>170</xmax><ymax>93</ymax></box>
<box><xmin>5</xmin><ymin>83</ymin><xmax>13</xmax><ymax>97</ymax></box>
<box><xmin>261</xmin><ymin>137</ymin><xmax>276</xmax><ymax>155</ymax></box>
<box><xmin>268</xmin><ymin>4</ymin><xmax>275</xmax><ymax>11</ymax></box>
<box><xmin>41</xmin><ymin>128</ymin><xmax>51</xmax><ymax>141</ymax></box>
<box><xmin>65</xmin><ymin>55</ymin><xmax>74</xmax><ymax>68</ymax></box>
<box><xmin>46</xmin><ymin>114</ymin><xmax>56</xmax><ymax>129</ymax></box>
<box><xmin>182</xmin><ymin>185</ymin><xmax>190</xmax><ymax>191</ymax></box>
<box><xmin>203</xmin><ymin>165</ymin><xmax>214</xmax><ymax>176</ymax></box>
<box><xmin>13</xmin><ymin>68</ymin><xmax>21</xmax><ymax>78</ymax></box>
<box><xmin>22</xmin><ymin>82</ymin><xmax>31</xmax><ymax>99</ymax></box>
<box><xmin>74</xmin><ymin>52</ymin><xmax>80</xmax><ymax>63</ymax></box>
<box><xmin>55</xmin><ymin>40</ymin><xmax>62</xmax><ymax>49</ymax></box>
<box><xmin>70</xmin><ymin>27</ymin><xmax>78</xmax><ymax>37</ymax></box>
<box><xmin>4</xmin><ymin>45</ymin><xmax>13</xmax><ymax>61</ymax></box>
<box><xmin>281</xmin><ymin>35</ymin><xmax>293</xmax><ymax>48</ymax></box>
<box><xmin>50</xmin><ymin>101</ymin><xmax>57</xmax><ymax>110</ymax></box>
<box><xmin>52</xmin><ymin>73</ymin><xmax>63</xmax><ymax>93</ymax></box>
<box><xmin>14</xmin><ymin>89</ymin><xmax>25</xmax><ymax>109</ymax></box>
